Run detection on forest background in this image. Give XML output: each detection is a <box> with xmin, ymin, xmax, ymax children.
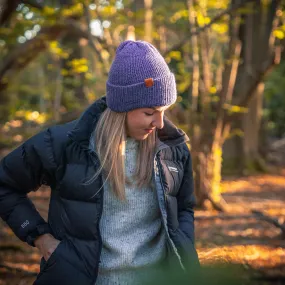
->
<box><xmin>0</xmin><ymin>0</ymin><xmax>285</xmax><ymax>284</ymax></box>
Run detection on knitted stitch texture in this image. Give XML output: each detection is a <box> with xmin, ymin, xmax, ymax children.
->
<box><xmin>95</xmin><ymin>138</ymin><xmax>167</xmax><ymax>285</ymax></box>
<box><xmin>106</xmin><ymin>40</ymin><xmax>177</xmax><ymax>112</ymax></box>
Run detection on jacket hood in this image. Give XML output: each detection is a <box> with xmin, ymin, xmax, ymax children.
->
<box><xmin>68</xmin><ymin>97</ymin><xmax>189</xmax><ymax>149</ymax></box>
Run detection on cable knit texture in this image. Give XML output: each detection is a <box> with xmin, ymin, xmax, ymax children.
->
<box><xmin>95</xmin><ymin>138</ymin><xmax>167</xmax><ymax>285</ymax></box>
<box><xmin>106</xmin><ymin>40</ymin><xmax>177</xmax><ymax>112</ymax></box>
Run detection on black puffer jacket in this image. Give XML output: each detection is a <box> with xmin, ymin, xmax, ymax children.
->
<box><xmin>0</xmin><ymin>97</ymin><xmax>199</xmax><ymax>285</ymax></box>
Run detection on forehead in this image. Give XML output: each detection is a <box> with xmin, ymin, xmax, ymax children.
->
<box><xmin>148</xmin><ymin>105</ymin><xmax>170</xmax><ymax>111</ymax></box>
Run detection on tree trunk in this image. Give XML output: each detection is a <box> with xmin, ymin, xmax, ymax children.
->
<box><xmin>54</xmin><ymin>62</ymin><xmax>63</xmax><ymax>122</ymax></box>
<box><xmin>132</xmin><ymin>0</ymin><xmax>144</xmax><ymax>40</ymax></box>
<box><xmin>242</xmin><ymin>82</ymin><xmax>267</xmax><ymax>172</ymax></box>
<box><xmin>144</xmin><ymin>0</ymin><xmax>152</xmax><ymax>43</ymax></box>
<box><xmin>223</xmin><ymin>0</ymin><xmax>279</xmax><ymax>175</ymax></box>
<box><xmin>192</xmin><ymin>0</ymin><xmax>280</xmax><ymax>210</ymax></box>
<box><xmin>158</xmin><ymin>26</ymin><xmax>166</xmax><ymax>53</ymax></box>
<box><xmin>193</xmin><ymin>142</ymin><xmax>228</xmax><ymax>211</ymax></box>
<box><xmin>225</xmin><ymin>83</ymin><xmax>265</xmax><ymax>175</ymax></box>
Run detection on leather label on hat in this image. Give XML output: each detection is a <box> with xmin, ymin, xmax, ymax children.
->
<box><xmin>144</xmin><ymin>78</ymin><xmax>154</xmax><ymax>87</ymax></box>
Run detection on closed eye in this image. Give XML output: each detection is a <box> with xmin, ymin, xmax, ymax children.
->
<box><xmin>144</xmin><ymin>112</ymin><xmax>154</xmax><ymax>116</ymax></box>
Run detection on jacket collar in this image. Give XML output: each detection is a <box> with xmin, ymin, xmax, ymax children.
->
<box><xmin>67</xmin><ymin>97</ymin><xmax>189</xmax><ymax>149</ymax></box>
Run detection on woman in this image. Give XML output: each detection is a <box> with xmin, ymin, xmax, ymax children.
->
<box><xmin>0</xmin><ymin>40</ymin><xmax>199</xmax><ymax>285</ymax></box>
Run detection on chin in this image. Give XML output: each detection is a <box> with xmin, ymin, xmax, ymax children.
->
<box><xmin>133</xmin><ymin>134</ymin><xmax>149</xmax><ymax>141</ymax></box>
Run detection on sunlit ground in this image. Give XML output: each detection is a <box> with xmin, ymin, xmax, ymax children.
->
<box><xmin>196</xmin><ymin>169</ymin><xmax>285</xmax><ymax>283</ymax></box>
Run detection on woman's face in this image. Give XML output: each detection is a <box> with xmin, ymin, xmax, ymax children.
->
<box><xmin>126</xmin><ymin>105</ymin><xmax>171</xmax><ymax>140</ymax></box>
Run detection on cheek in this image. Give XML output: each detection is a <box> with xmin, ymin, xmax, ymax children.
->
<box><xmin>127</xmin><ymin>113</ymin><xmax>151</xmax><ymax>132</ymax></box>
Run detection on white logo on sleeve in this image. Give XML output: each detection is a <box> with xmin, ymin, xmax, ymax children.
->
<box><xmin>21</xmin><ymin>220</ymin><xmax>30</xmax><ymax>228</ymax></box>
<box><xmin>168</xmin><ymin>166</ymin><xmax>178</xmax><ymax>173</ymax></box>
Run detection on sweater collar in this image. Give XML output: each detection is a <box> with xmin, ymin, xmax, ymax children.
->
<box><xmin>67</xmin><ymin>97</ymin><xmax>189</xmax><ymax>149</ymax></box>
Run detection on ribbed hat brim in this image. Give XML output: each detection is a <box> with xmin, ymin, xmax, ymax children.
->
<box><xmin>106</xmin><ymin>73</ymin><xmax>177</xmax><ymax>112</ymax></box>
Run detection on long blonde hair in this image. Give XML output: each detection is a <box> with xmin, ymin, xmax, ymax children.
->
<box><xmin>92</xmin><ymin>108</ymin><xmax>156</xmax><ymax>200</ymax></box>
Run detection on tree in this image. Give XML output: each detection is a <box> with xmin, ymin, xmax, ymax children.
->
<box><xmin>185</xmin><ymin>0</ymin><xmax>283</xmax><ymax>210</ymax></box>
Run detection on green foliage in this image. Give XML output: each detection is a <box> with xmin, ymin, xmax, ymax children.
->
<box><xmin>223</xmin><ymin>104</ymin><xmax>248</xmax><ymax>114</ymax></box>
<box><xmin>0</xmin><ymin>0</ymin><xmax>283</xmax><ymax>152</ymax></box>
<box><xmin>49</xmin><ymin>41</ymin><xmax>70</xmax><ymax>59</ymax></box>
<box><xmin>141</xmin><ymin>262</ymin><xmax>245</xmax><ymax>285</ymax></box>
<box><xmin>0</xmin><ymin>0</ymin><xmax>234</xmax><ymax>120</ymax></box>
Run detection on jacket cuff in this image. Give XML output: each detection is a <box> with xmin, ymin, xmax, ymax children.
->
<box><xmin>26</xmin><ymin>223</ymin><xmax>52</xmax><ymax>247</ymax></box>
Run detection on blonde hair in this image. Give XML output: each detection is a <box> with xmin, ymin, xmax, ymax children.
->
<box><xmin>91</xmin><ymin>108</ymin><xmax>156</xmax><ymax>200</ymax></box>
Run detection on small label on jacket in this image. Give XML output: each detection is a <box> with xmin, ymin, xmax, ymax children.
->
<box><xmin>168</xmin><ymin>166</ymin><xmax>178</xmax><ymax>173</ymax></box>
<box><xmin>21</xmin><ymin>220</ymin><xmax>29</xmax><ymax>228</ymax></box>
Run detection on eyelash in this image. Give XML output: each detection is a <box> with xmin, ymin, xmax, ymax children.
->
<box><xmin>144</xmin><ymin>112</ymin><xmax>154</xmax><ymax>116</ymax></box>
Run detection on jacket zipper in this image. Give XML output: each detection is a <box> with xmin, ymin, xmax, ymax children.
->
<box><xmin>154</xmin><ymin>145</ymin><xmax>185</xmax><ymax>271</ymax></box>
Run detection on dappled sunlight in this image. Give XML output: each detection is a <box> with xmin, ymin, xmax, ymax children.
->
<box><xmin>213</xmin><ymin>171</ymin><xmax>285</xmax><ymax>215</ymax></box>
<box><xmin>196</xmin><ymin>217</ymin><xmax>282</xmax><ymax>245</ymax></box>
<box><xmin>226</xmin><ymin>227</ymin><xmax>279</xmax><ymax>239</ymax></box>
<box><xmin>195</xmin><ymin>171</ymin><xmax>285</xmax><ymax>281</ymax></box>
<box><xmin>221</xmin><ymin>180</ymin><xmax>261</xmax><ymax>193</ymax></box>
<box><xmin>222</xmin><ymin>173</ymin><xmax>285</xmax><ymax>194</ymax></box>
<box><xmin>198</xmin><ymin>245</ymin><xmax>285</xmax><ymax>270</ymax></box>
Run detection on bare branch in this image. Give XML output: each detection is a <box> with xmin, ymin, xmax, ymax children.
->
<box><xmin>212</xmin><ymin>14</ymin><xmax>242</xmax><ymax>149</ymax></box>
<box><xmin>0</xmin><ymin>19</ymin><xmax>109</xmax><ymax>92</ymax></box>
<box><xmin>187</xmin><ymin>0</ymin><xmax>199</xmax><ymax>112</ymax></box>
<box><xmin>196</xmin><ymin>210</ymin><xmax>285</xmax><ymax>238</ymax></box>
<box><xmin>252</xmin><ymin>210</ymin><xmax>285</xmax><ymax>237</ymax></box>
<box><xmin>0</xmin><ymin>0</ymin><xmax>19</xmax><ymax>26</ymax></box>
<box><xmin>224</xmin><ymin>47</ymin><xmax>281</xmax><ymax>125</ymax></box>
<box><xmin>83</xmin><ymin>3</ymin><xmax>109</xmax><ymax>75</ymax></box>
<box><xmin>22</xmin><ymin>0</ymin><xmax>43</xmax><ymax>10</ymax></box>
<box><xmin>0</xmin><ymin>25</ymin><xmax>63</xmax><ymax>91</ymax></box>
<box><xmin>113</xmin><ymin>24</ymin><xmax>127</xmax><ymax>46</ymax></box>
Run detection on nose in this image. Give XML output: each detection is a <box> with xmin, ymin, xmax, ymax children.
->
<box><xmin>152</xmin><ymin>112</ymin><xmax>164</xmax><ymax>129</ymax></box>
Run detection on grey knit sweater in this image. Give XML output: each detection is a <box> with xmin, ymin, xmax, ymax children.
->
<box><xmin>95</xmin><ymin>138</ymin><xmax>167</xmax><ymax>285</ymax></box>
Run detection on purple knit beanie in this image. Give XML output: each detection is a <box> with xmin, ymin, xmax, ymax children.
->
<box><xmin>106</xmin><ymin>40</ymin><xmax>177</xmax><ymax>112</ymax></box>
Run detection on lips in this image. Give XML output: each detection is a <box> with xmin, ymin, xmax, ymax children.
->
<box><xmin>144</xmin><ymin>129</ymin><xmax>154</xmax><ymax>134</ymax></box>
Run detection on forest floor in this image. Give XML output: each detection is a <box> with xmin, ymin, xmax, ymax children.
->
<box><xmin>0</xmin><ymin>169</ymin><xmax>284</xmax><ymax>285</ymax></box>
<box><xmin>196</xmin><ymin>168</ymin><xmax>285</xmax><ymax>285</ymax></box>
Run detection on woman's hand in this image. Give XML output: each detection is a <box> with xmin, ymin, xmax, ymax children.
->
<box><xmin>34</xmin><ymin>233</ymin><xmax>61</xmax><ymax>261</ymax></box>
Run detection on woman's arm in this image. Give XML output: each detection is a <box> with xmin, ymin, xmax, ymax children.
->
<box><xmin>0</xmin><ymin>129</ymin><xmax>57</xmax><ymax>246</ymax></box>
<box><xmin>176</xmin><ymin>145</ymin><xmax>196</xmax><ymax>244</ymax></box>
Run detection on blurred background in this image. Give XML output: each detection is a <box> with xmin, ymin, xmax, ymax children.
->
<box><xmin>0</xmin><ymin>0</ymin><xmax>284</xmax><ymax>284</ymax></box>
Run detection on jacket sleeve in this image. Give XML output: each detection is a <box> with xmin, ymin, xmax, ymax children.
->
<box><xmin>0</xmin><ymin>128</ymin><xmax>57</xmax><ymax>246</ymax></box>
<box><xmin>177</xmin><ymin>145</ymin><xmax>196</xmax><ymax>244</ymax></box>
